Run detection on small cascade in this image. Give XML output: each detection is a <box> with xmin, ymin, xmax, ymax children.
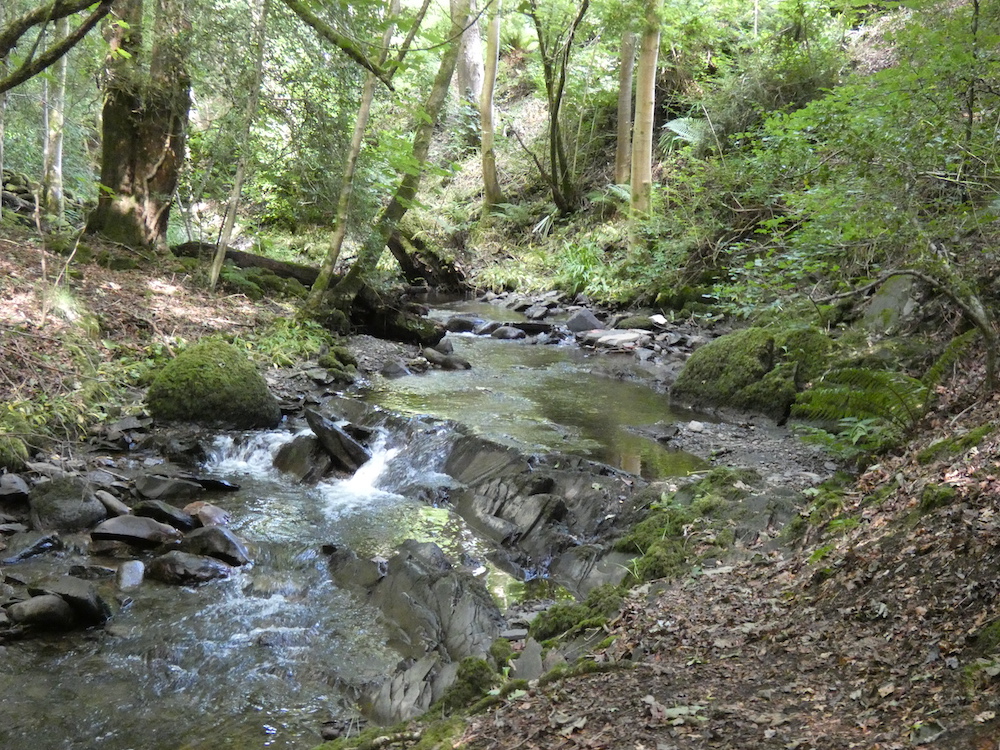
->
<box><xmin>204</xmin><ymin>430</ymin><xmax>299</xmax><ymax>476</ymax></box>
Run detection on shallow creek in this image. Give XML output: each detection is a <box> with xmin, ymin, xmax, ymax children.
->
<box><xmin>0</xmin><ymin>303</ymin><xmax>709</xmax><ymax>750</ymax></box>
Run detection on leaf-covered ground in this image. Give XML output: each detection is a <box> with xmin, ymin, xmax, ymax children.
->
<box><xmin>456</xmin><ymin>382</ymin><xmax>1000</xmax><ymax>749</ymax></box>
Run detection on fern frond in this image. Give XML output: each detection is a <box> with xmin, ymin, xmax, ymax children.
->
<box><xmin>922</xmin><ymin>329</ymin><xmax>980</xmax><ymax>390</ymax></box>
<box><xmin>793</xmin><ymin>367</ymin><xmax>928</xmax><ymax>431</ymax></box>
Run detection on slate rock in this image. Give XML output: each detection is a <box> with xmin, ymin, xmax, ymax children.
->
<box><xmin>148</xmin><ymin>551</ymin><xmax>231</xmax><ymax>585</ymax></box>
<box><xmin>134</xmin><ymin>474</ymin><xmax>205</xmax><ymax>501</ymax></box>
<box><xmin>91</xmin><ymin>515</ymin><xmax>184</xmax><ymax>548</ymax></box>
<box><xmin>565</xmin><ymin>309</ymin><xmax>604</xmax><ymax>333</ymax></box>
<box><xmin>273</xmin><ymin>435</ymin><xmax>333</xmax><ymax>484</ymax></box>
<box><xmin>1</xmin><ymin>532</ymin><xmax>62</xmax><ymax>563</ymax></box>
<box><xmin>182</xmin><ymin>501</ymin><xmax>231</xmax><ymax>527</ymax></box>
<box><xmin>491</xmin><ymin>326</ymin><xmax>526</xmax><ymax>340</ymax></box>
<box><xmin>179</xmin><ymin>526</ymin><xmax>251</xmax><ymax>566</ymax></box>
<box><xmin>305</xmin><ymin>409</ymin><xmax>371</xmax><ymax>473</ymax></box>
<box><xmin>134</xmin><ymin>500</ymin><xmax>197</xmax><ymax>531</ymax></box>
<box><xmin>94</xmin><ymin>490</ymin><xmax>131</xmax><ymax>517</ymax></box>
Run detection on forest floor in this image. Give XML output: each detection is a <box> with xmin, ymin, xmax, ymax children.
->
<box><xmin>3</xmin><ymin>228</ymin><xmax>1000</xmax><ymax>749</ymax></box>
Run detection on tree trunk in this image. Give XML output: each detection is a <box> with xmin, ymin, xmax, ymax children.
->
<box><xmin>630</xmin><ymin>0</ymin><xmax>660</xmax><ymax>218</ymax></box>
<box><xmin>614</xmin><ymin>31</ymin><xmax>636</xmax><ymax>186</ymax></box>
<box><xmin>480</xmin><ymin>0</ymin><xmax>502</xmax><ymax>210</ymax></box>
<box><xmin>42</xmin><ymin>17</ymin><xmax>69</xmax><ymax>219</ymax></box>
<box><xmin>86</xmin><ymin>0</ymin><xmax>191</xmax><ymax>252</ymax></box>
<box><xmin>209</xmin><ymin>0</ymin><xmax>270</xmax><ymax>290</ymax></box>
<box><xmin>0</xmin><ymin>1</ymin><xmax>7</xmax><ymax>222</ymax></box>
<box><xmin>453</xmin><ymin>0</ymin><xmax>483</xmax><ymax>103</ymax></box>
<box><xmin>301</xmin><ymin>0</ymin><xmax>415</xmax><ymax>316</ymax></box>
<box><xmin>326</xmin><ymin>0</ymin><xmax>470</xmax><ymax>316</ymax></box>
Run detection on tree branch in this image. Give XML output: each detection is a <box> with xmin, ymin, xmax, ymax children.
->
<box><xmin>279</xmin><ymin>0</ymin><xmax>394</xmax><ymax>91</ymax></box>
<box><xmin>0</xmin><ymin>0</ymin><xmax>113</xmax><ymax>94</ymax></box>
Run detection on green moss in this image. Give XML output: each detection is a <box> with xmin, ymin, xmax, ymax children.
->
<box><xmin>0</xmin><ymin>434</ymin><xmax>29</xmax><ymax>471</ymax></box>
<box><xmin>437</xmin><ymin>657</ymin><xmax>498</xmax><ymax>711</ymax></box>
<box><xmin>146</xmin><ymin>338</ymin><xmax>281</xmax><ymax>428</ymax></box>
<box><xmin>528</xmin><ymin>584</ymin><xmax>623</xmax><ymax>641</ymax></box>
<box><xmin>917</xmin><ymin>424</ymin><xmax>995</xmax><ymax>464</ymax></box>
<box><xmin>617</xmin><ymin>315</ymin><xmax>654</xmax><ymax>330</ymax></box>
<box><xmin>672</xmin><ymin>324</ymin><xmax>834</xmax><ymax>421</ymax></box>
<box><xmin>489</xmin><ymin>637</ymin><xmax>514</xmax><ymax>668</ymax></box>
<box><xmin>919</xmin><ymin>483</ymin><xmax>957</xmax><ymax>512</ymax></box>
<box><xmin>220</xmin><ymin>267</ymin><xmax>264</xmax><ymax>299</ymax></box>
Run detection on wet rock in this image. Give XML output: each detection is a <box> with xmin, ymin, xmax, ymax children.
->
<box><xmin>91</xmin><ymin>515</ymin><xmax>184</xmax><ymax>548</ymax></box>
<box><xmin>445</xmin><ymin>315</ymin><xmax>483</xmax><ymax>333</ymax></box>
<box><xmin>148</xmin><ymin>550</ymin><xmax>232</xmax><ymax>584</ymax></box>
<box><xmin>133</xmin><ymin>500</ymin><xmax>197</xmax><ymax>531</ymax></box>
<box><xmin>381</xmin><ymin>360</ymin><xmax>411</xmax><ymax>378</ymax></box>
<box><xmin>0</xmin><ymin>473</ymin><xmax>30</xmax><ymax>501</ymax></box>
<box><xmin>368</xmin><ymin>653</ymin><xmax>457</xmax><ymax>724</ymax></box>
<box><xmin>421</xmin><ymin>347</ymin><xmax>472</xmax><ymax>371</ymax></box>
<box><xmin>179</xmin><ymin>526</ymin><xmax>251</xmax><ymax>566</ymax></box>
<box><xmin>305</xmin><ymin>409</ymin><xmax>371</xmax><ymax>473</ymax></box>
<box><xmin>566</xmin><ymin>309</ymin><xmax>604</xmax><ymax>333</ymax></box>
<box><xmin>29</xmin><ymin>477</ymin><xmax>107</xmax><ymax>532</ymax></box>
<box><xmin>94</xmin><ymin>490</ymin><xmax>131</xmax><ymax>517</ymax></box>
<box><xmin>7</xmin><ymin>594</ymin><xmax>76</xmax><ymax>629</ymax></box>
<box><xmin>370</xmin><ymin>540</ymin><xmax>502</xmax><ymax>664</ymax></box>
<box><xmin>273</xmin><ymin>435</ymin><xmax>333</xmax><ymax>483</ymax></box>
<box><xmin>491</xmin><ymin>326</ymin><xmax>526</xmax><ymax>340</ymax></box>
<box><xmin>524</xmin><ymin>304</ymin><xmax>549</xmax><ymax>321</ymax></box>
<box><xmin>1</xmin><ymin>533</ymin><xmax>63</xmax><ymax>564</ymax></box>
<box><xmin>325</xmin><ymin>546</ymin><xmax>385</xmax><ymax>589</ymax></box>
<box><xmin>29</xmin><ymin>576</ymin><xmax>111</xmax><ymax>626</ymax></box>
<box><xmin>182</xmin><ymin>501</ymin><xmax>231</xmax><ymax>527</ymax></box>
<box><xmin>194</xmin><ymin>478</ymin><xmax>239</xmax><ymax>492</ymax></box>
<box><xmin>134</xmin><ymin>474</ymin><xmax>205</xmax><ymax>502</ymax></box>
<box><xmin>433</xmin><ymin>338</ymin><xmax>454</xmax><ymax>355</ymax></box>
<box><xmin>116</xmin><ymin>560</ymin><xmax>145</xmax><ymax>591</ymax></box>
<box><xmin>0</xmin><ymin>522</ymin><xmax>28</xmax><ymax>535</ymax></box>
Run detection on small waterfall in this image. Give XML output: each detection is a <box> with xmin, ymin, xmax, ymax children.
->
<box><xmin>204</xmin><ymin>430</ymin><xmax>299</xmax><ymax>476</ymax></box>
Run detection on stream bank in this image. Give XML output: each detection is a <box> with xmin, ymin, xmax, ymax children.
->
<box><xmin>0</xmin><ymin>284</ymin><xmax>833</xmax><ymax>749</ymax></box>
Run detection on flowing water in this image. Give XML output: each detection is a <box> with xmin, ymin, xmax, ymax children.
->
<box><xmin>0</xmin><ymin>306</ymin><xmax>709</xmax><ymax>750</ymax></box>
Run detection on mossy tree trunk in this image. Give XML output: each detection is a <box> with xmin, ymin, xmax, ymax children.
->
<box><xmin>630</xmin><ymin>0</ymin><xmax>659</xmax><ymax>218</ymax></box>
<box><xmin>86</xmin><ymin>0</ymin><xmax>191</xmax><ymax>252</ymax></box>
<box><xmin>323</xmin><ymin>0</ymin><xmax>470</xmax><ymax>317</ymax></box>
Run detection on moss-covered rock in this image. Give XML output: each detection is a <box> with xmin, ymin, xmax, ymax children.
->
<box><xmin>146</xmin><ymin>339</ymin><xmax>281</xmax><ymax>429</ymax></box>
<box><xmin>0</xmin><ymin>434</ymin><xmax>29</xmax><ymax>472</ymax></box>
<box><xmin>672</xmin><ymin>324</ymin><xmax>833</xmax><ymax>421</ymax></box>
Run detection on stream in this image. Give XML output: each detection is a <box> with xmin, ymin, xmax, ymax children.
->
<box><xmin>0</xmin><ymin>303</ymin><xmax>711</xmax><ymax>750</ymax></box>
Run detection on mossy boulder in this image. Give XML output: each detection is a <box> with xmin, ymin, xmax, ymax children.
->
<box><xmin>146</xmin><ymin>339</ymin><xmax>281</xmax><ymax>429</ymax></box>
<box><xmin>672</xmin><ymin>324</ymin><xmax>833</xmax><ymax>421</ymax></box>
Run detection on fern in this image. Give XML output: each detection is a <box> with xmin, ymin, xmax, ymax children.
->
<box><xmin>794</xmin><ymin>367</ymin><xmax>928</xmax><ymax>432</ymax></box>
<box><xmin>922</xmin><ymin>329</ymin><xmax>980</xmax><ymax>391</ymax></box>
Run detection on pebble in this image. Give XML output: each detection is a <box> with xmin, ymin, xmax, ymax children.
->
<box><xmin>688</xmin><ymin>420</ymin><xmax>705</xmax><ymax>433</ymax></box>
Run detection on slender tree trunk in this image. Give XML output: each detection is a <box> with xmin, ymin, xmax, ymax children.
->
<box><xmin>0</xmin><ymin>2</ymin><xmax>5</xmax><ymax>223</ymax></box>
<box><xmin>453</xmin><ymin>0</ymin><xmax>483</xmax><ymax>103</ymax></box>
<box><xmin>480</xmin><ymin>0</ymin><xmax>502</xmax><ymax>210</ymax></box>
<box><xmin>301</xmin><ymin>0</ymin><xmax>421</xmax><ymax>316</ymax></box>
<box><xmin>86</xmin><ymin>0</ymin><xmax>191</xmax><ymax>251</ymax></box>
<box><xmin>327</xmin><ymin>0</ymin><xmax>470</xmax><ymax>314</ymax></box>
<box><xmin>43</xmin><ymin>17</ymin><xmax>69</xmax><ymax>219</ymax></box>
<box><xmin>614</xmin><ymin>31</ymin><xmax>636</xmax><ymax>185</ymax></box>
<box><xmin>630</xmin><ymin>0</ymin><xmax>660</xmax><ymax>218</ymax></box>
<box><xmin>209</xmin><ymin>0</ymin><xmax>270</xmax><ymax>290</ymax></box>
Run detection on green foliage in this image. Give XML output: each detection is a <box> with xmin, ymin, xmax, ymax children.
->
<box><xmin>235</xmin><ymin>318</ymin><xmax>337</xmax><ymax>367</ymax></box>
<box><xmin>794</xmin><ymin>367</ymin><xmax>927</xmax><ymax>437</ymax></box>
<box><xmin>917</xmin><ymin>424</ymin><xmax>995</xmax><ymax>465</ymax></box>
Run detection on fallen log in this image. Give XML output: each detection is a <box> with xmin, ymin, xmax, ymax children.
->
<box><xmin>171</xmin><ymin>241</ymin><xmax>320</xmax><ymax>287</ymax></box>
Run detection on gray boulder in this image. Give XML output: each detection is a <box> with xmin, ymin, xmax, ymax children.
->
<box><xmin>148</xmin><ymin>551</ymin><xmax>232</xmax><ymax>584</ymax></box>
<box><xmin>273</xmin><ymin>435</ymin><xmax>333</xmax><ymax>483</ymax></box>
<box><xmin>7</xmin><ymin>594</ymin><xmax>76</xmax><ymax>629</ymax></box>
<box><xmin>566</xmin><ymin>309</ymin><xmax>604</xmax><ymax>332</ymax></box>
<box><xmin>91</xmin><ymin>515</ymin><xmax>184</xmax><ymax>548</ymax></box>
<box><xmin>116</xmin><ymin>560</ymin><xmax>145</xmax><ymax>591</ymax></box>
<box><xmin>29</xmin><ymin>477</ymin><xmax>107</xmax><ymax>532</ymax></box>
<box><xmin>179</xmin><ymin>526</ymin><xmax>251</xmax><ymax>566</ymax></box>
<box><xmin>29</xmin><ymin>576</ymin><xmax>110</xmax><ymax>626</ymax></box>
<box><xmin>491</xmin><ymin>326</ymin><xmax>526</xmax><ymax>340</ymax></box>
